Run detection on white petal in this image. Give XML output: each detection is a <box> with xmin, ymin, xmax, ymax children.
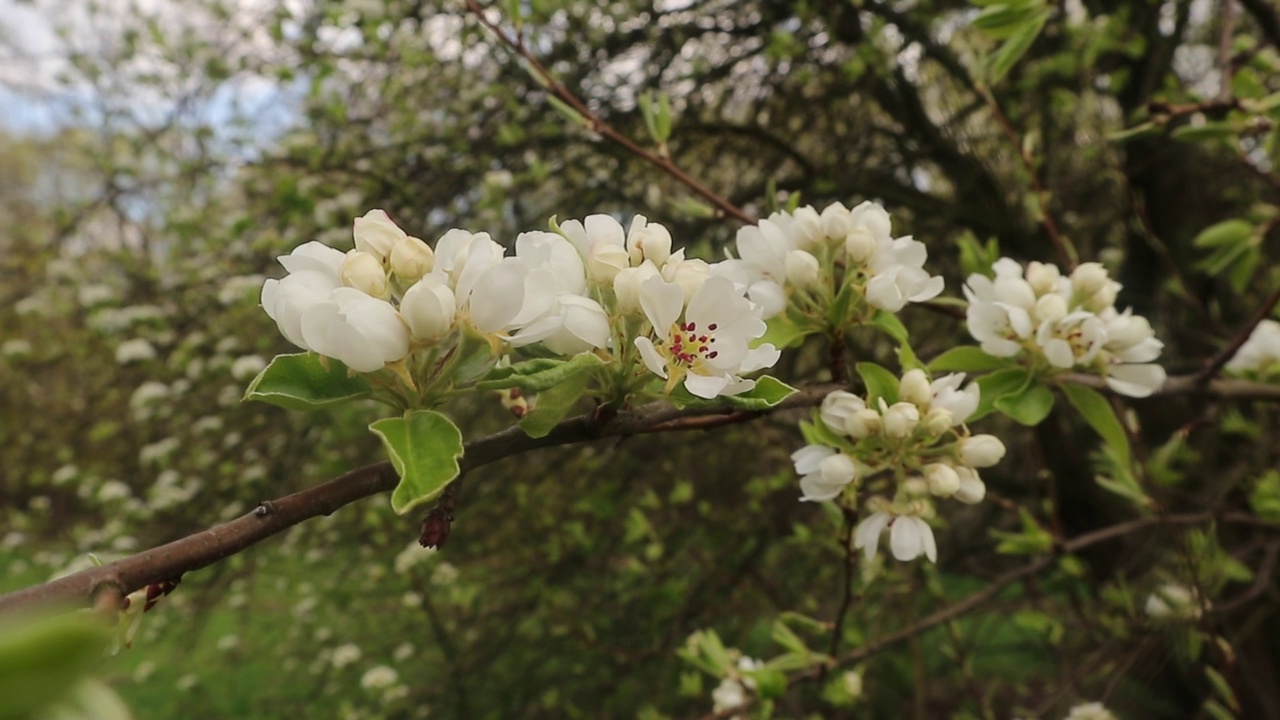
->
<box><xmin>853</xmin><ymin>512</ymin><xmax>891</xmax><ymax>561</ymax></box>
<box><xmin>1106</xmin><ymin>363</ymin><xmax>1166</xmax><ymax>397</ymax></box>
<box><xmin>684</xmin><ymin>371</ymin><xmax>731</xmax><ymax>399</ymax></box>
<box><xmin>468</xmin><ymin>261</ymin><xmax>526</xmax><ymax>333</ymax></box>
<box><xmin>791</xmin><ymin>445</ymin><xmax>834</xmax><ymax>474</ymax></box>
<box><xmin>634</xmin><ymin>337</ymin><xmax>668</xmax><ymax>378</ymax></box>
<box><xmin>638</xmin><ymin>276</ymin><xmax>684</xmax><ymax>332</ymax></box>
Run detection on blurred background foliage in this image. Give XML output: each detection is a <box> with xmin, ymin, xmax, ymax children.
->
<box><xmin>3</xmin><ymin>0</ymin><xmax>1280</xmax><ymax>717</ymax></box>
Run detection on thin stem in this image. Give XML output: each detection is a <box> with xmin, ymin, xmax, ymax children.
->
<box><xmin>463</xmin><ymin>0</ymin><xmax>755</xmax><ymax>225</ymax></box>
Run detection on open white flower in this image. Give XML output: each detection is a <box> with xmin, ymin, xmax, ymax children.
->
<box><xmin>854</xmin><ymin>511</ymin><xmax>937</xmax><ymax>563</ymax></box>
<box><xmin>353</xmin><ymin>209</ymin><xmax>407</xmax><ymax>265</ymax></box>
<box><xmin>261</xmin><ymin>242</ymin><xmax>346</xmax><ymax>350</ymax></box>
<box><xmin>507</xmin><ymin>231</ymin><xmax>608</xmax><ymax>355</ymax></box>
<box><xmin>633</xmin><ymin>275</ymin><xmax>780</xmax><ymax>398</ymax></box>
<box><xmin>299</xmin><ymin>287</ymin><xmax>410</xmax><ymax>372</ymax></box>
<box><xmin>927</xmin><ymin>373</ymin><xmax>980</xmax><ymax>426</ymax></box>
<box><xmin>559</xmin><ymin>214</ymin><xmax>633</xmax><ymax>284</ymax></box>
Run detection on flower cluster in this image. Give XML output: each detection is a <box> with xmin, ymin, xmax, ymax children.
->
<box><xmin>965</xmin><ymin>258</ymin><xmax>1166</xmax><ymax>397</ymax></box>
<box><xmin>260</xmin><ymin>209</ymin><xmax>780</xmax><ymax>404</ymax></box>
<box><xmin>722</xmin><ymin>201</ymin><xmax>944</xmax><ymax>320</ymax></box>
<box><xmin>710</xmin><ymin>656</ymin><xmax>763</xmax><ymax>714</ymax></box>
<box><xmin>792</xmin><ymin>369</ymin><xmax>1004</xmax><ymax>563</ymax></box>
<box><xmin>1225</xmin><ymin>318</ymin><xmax>1280</xmax><ymax>377</ymax></box>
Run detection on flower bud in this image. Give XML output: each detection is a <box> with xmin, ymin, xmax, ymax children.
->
<box><xmin>588</xmin><ymin>243</ymin><xmax>631</xmax><ymax>284</ymax></box>
<box><xmin>785</xmin><ymin>250</ymin><xmax>820</xmax><ymax>289</ymax></box>
<box><xmin>1071</xmin><ymin>262</ymin><xmax>1109</xmax><ymax>298</ymax></box>
<box><xmin>390</xmin><ymin>236</ymin><xmax>435</xmax><ymax>284</ymax></box>
<box><xmin>959</xmin><ymin>434</ymin><xmax>1006</xmax><ymax>468</ymax></box>
<box><xmin>846</xmin><ymin>408</ymin><xmax>882</xmax><ymax>439</ymax></box>
<box><xmin>341</xmin><ymin>250</ymin><xmax>390</xmax><ymax>299</ymax></box>
<box><xmin>924</xmin><ymin>463</ymin><xmax>961</xmax><ymax>497</ymax></box>
<box><xmin>844</xmin><ymin>228</ymin><xmax>877</xmax><ymax>265</ymax></box>
<box><xmin>882</xmin><ymin>402</ymin><xmax>920</xmax><ymax>439</ymax></box>
<box><xmin>662</xmin><ymin>258</ymin><xmax>711</xmax><ymax>303</ymax></box>
<box><xmin>898</xmin><ymin>369</ymin><xmax>932</xmax><ymax>407</ymax></box>
<box><xmin>790</xmin><ymin>206</ymin><xmax>823</xmax><ymax>249</ymax></box>
<box><xmin>820</xmin><ymin>391</ymin><xmax>866</xmax><ymax>434</ymax></box>
<box><xmin>922</xmin><ymin>407</ymin><xmax>954</xmax><ymax>436</ymax></box>
<box><xmin>614</xmin><ymin>262</ymin><xmax>660</xmax><ymax>314</ymax></box>
<box><xmin>820</xmin><ymin>203</ymin><xmax>853</xmax><ymax>241</ymax></box>
<box><xmin>400</xmin><ymin>276</ymin><xmax>456</xmax><ymax>340</ymax></box>
<box><xmin>902</xmin><ymin>476</ymin><xmax>929</xmax><ymax>496</ymax></box>
<box><xmin>353</xmin><ymin>209</ymin><xmax>405</xmax><ymax>265</ymax></box>
<box><xmin>953</xmin><ymin>466</ymin><xmax>986</xmax><ymax>504</ymax></box>
<box><xmin>1025</xmin><ymin>261</ymin><xmax>1061</xmax><ymax>295</ymax></box>
<box><xmin>1084</xmin><ymin>282</ymin><xmax>1119</xmax><ymax>313</ymax></box>
<box><xmin>626</xmin><ymin>216</ymin><xmax>672</xmax><ymax>267</ymax></box>
<box><xmin>1034</xmin><ymin>293</ymin><xmax>1068</xmax><ymax>323</ymax></box>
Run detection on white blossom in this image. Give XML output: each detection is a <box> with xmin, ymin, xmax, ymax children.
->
<box><xmin>793</xmin><ymin>447</ymin><xmax>858</xmax><ymax>501</ymax></box>
<box><xmin>1145</xmin><ymin>583</ymin><xmax>1208</xmax><ymax>619</ymax></box>
<box><xmin>959</xmin><ymin>435</ymin><xmax>1006</xmax><ymax>468</ymax></box>
<box><xmin>360</xmin><ymin>665</ymin><xmax>400</xmax><ymax>690</ymax></box>
<box><xmin>1064</xmin><ymin>702</ymin><xmax>1117</xmax><ymax>720</ymax></box>
<box><xmin>353</xmin><ymin>209</ymin><xmax>406</xmax><ymax>265</ymax></box>
<box><xmin>634</xmin><ymin>275</ymin><xmax>780</xmax><ymax>398</ymax></box>
<box><xmin>115</xmin><ymin>339</ymin><xmax>158</xmax><ymax>364</ymax></box>
<box><xmin>854</xmin><ymin>511</ymin><xmax>937</xmax><ymax>563</ymax></box>
<box><xmin>261</xmin><ymin>242</ymin><xmax>346</xmax><ymax>351</ymax></box>
<box><xmin>1226</xmin><ymin>319</ymin><xmax>1280</xmax><ymax>375</ymax></box>
<box><xmin>299</xmin><ymin>288</ymin><xmax>410</xmax><ymax>373</ymax></box>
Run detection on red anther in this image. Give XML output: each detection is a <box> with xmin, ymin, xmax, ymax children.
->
<box><xmin>708</xmin><ymin>323</ymin><xmax>717</xmax><ymax>330</ymax></box>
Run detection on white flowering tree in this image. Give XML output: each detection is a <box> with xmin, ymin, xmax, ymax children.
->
<box><xmin>4</xmin><ymin>1</ymin><xmax>1280</xmax><ymax>718</ymax></box>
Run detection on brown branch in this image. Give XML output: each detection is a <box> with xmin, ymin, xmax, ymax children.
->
<box><xmin>1218</xmin><ymin>0</ymin><xmax>1239</xmax><ymax>104</ymax></box>
<box><xmin>463</xmin><ymin>0</ymin><xmax>756</xmax><ymax>225</ymax></box>
<box><xmin>0</xmin><ymin>385</ymin><xmax>839</xmax><ymax>616</ymax></box>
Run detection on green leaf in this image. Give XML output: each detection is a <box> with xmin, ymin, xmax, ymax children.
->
<box><xmin>991</xmin><ymin>508</ymin><xmax>1054</xmax><ymax>555</ymax></box>
<box><xmin>770</xmin><ymin>619</ymin><xmax>810</xmax><ymax>656</ymax></box>
<box><xmin>1106</xmin><ymin>121</ymin><xmax>1160</xmax><ymax>143</ymax></box>
<box><xmin>475</xmin><ymin>352</ymin><xmax>604</xmax><ymax>391</ymax></box>
<box><xmin>867</xmin><ymin>309</ymin><xmax>908</xmax><ymax>343</ymax></box>
<box><xmin>0</xmin><ymin>613</ymin><xmax>110</xmax><ymax>719</ymax></box>
<box><xmin>929</xmin><ymin>346</ymin><xmax>1009</xmax><ymax>372</ymax></box>
<box><xmin>972</xmin><ymin>368</ymin><xmax>1033</xmax><ymax>421</ymax></box>
<box><xmin>1060</xmin><ymin>383</ymin><xmax>1131</xmax><ymax>468</ymax></box>
<box><xmin>746</xmin><ymin>667</ymin><xmax>788</xmax><ymax>699</ymax></box>
<box><xmin>518</xmin><ymin>369</ymin><xmax>592</xmax><ymax>438</ymax></box>
<box><xmin>243</xmin><ymin>353</ymin><xmax>371</xmax><ymax>410</ymax></box>
<box><xmin>800</xmin><ymin>417</ymin><xmax>847</xmax><ymax>448</ymax></box>
<box><xmin>1192</xmin><ymin>219</ymin><xmax>1253</xmax><ymax>248</ymax></box>
<box><xmin>856</xmin><ymin>362</ymin><xmax>899</xmax><ymax>405</ymax></box>
<box><xmin>973</xmin><ymin>1</ymin><xmax>1040</xmax><ymax>37</ymax></box>
<box><xmin>984</xmin><ymin>8</ymin><xmax>1048</xmax><ymax>84</ymax></box>
<box><xmin>371</xmin><ymin>410</ymin><xmax>465</xmax><ymax>515</ymax></box>
<box><xmin>1171</xmin><ymin>121</ymin><xmax>1238</xmax><ymax>142</ymax></box>
<box><xmin>758</xmin><ymin>314</ymin><xmax>811</xmax><ymax>349</ymax></box>
<box><xmin>994</xmin><ymin>382</ymin><xmax>1055</xmax><ymax>425</ymax></box>
<box><xmin>720</xmin><ymin>376</ymin><xmax>798</xmax><ymax>410</ymax></box>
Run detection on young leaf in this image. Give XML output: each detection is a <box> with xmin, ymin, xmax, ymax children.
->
<box><xmin>1060</xmin><ymin>383</ymin><xmax>1131</xmax><ymax>468</ymax></box>
<box><xmin>721</xmin><ymin>376</ymin><xmax>798</xmax><ymax>410</ymax></box>
<box><xmin>994</xmin><ymin>382</ymin><xmax>1055</xmax><ymax>425</ymax></box>
<box><xmin>929</xmin><ymin>346</ymin><xmax>1008</xmax><ymax>372</ymax></box>
<box><xmin>243</xmin><ymin>353</ymin><xmax>371</xmax><ymax>410</ymax></box>
<box><xmin>518</xmin><ymin>370</ymin><xmax>593</xmax><ymax>438</ymax></box>
<box><xmin>475</xmin><ymin>352</ymin><xmax>604</xmax><ymax>391</ymax></box>
<box><xmin>371</xmin><ymin>410</ymin><xmax>465</xmax><ymax>515</ymax></box>
<box><xmin>856</xmin><ymin>362</ymin><xmax>900</xmax><ymax>405</ymax></box>
<box><xmin>971</xmin><ymin>368</ymin><xmax>1032</xmax><ymax>421</ymax></box>
<box><xmin>985</xmin><ymin>8</ymin><xmax>1048</xmax><ymax>85</ymax></box>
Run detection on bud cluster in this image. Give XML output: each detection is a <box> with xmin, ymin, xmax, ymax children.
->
<box><xmin>721</xmin><ymin>201</ymin><xmax>945</xmax><ymax>323</ymax></box>
<box><xmin>791</xmin><ymin>369</ymin><xmax>1005</xmax><ymax>563</ymax></box>
<box><xmin>964</xmin><ymin>258</ymin><xmax>1166</xmax><ymax>397</ymax></box>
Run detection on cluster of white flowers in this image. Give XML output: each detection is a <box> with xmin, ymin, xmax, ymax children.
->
<box><xmin>722</xmin><ymin>200</ymin><xmax>944</xmax><ymax>320</ymax></box>
<box><xmin>965</xmin><ymin>259</ymin><xmax>1166</xmax><ymax>397</ymax></box>
<box><xmin>1225</xmin><ymin>319</ymin><xmax>1280</xmax><ymax>377</ymax></box>
<box><xmin>710</xmin><ymin>656</ymin><xmax>763</xmax><ymax>714</ymax></box>
<box><xmin>792</xmin><ymin>369</ymin><xmax>1004</xmax><ymax>563</ymax></box>
<box><xmin>260</xmin><ymin>209</ymin><xmax>781</xmax><ymax>401</ymax></box>
<box><xmin>1144</xmin><ymin>582</ymin><xmax>1208</xmax><ymax>620</ymax></box>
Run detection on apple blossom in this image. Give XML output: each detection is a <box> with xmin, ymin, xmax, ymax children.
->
<box><xmin>389</xmin><ymin>235</ymin><xmax>435</xmax><ymax>283</ymax></box>
<box><xmin>299</xmin><ymin>287</ymin><xmax>410</xmax><ymax>373</ymax></box>
<box><xmin>793</xmin><ymin>448</ymin><xmax>859</xmax><ymax>502</ymax></box>
<box><xmin>953</xmin><ymin>466</ymin><xmax>986</xmax><ymax>504</ymax></box>
<box><xmin>559</xmin><ymin>214</ymin><xmax>632</xmax><ymax>284</ymax></box>
<box><xmin>341</xmin><ymin>250</ymin><xmax>390</xmax><ymax>299</ymax></box>
<box><xmin>854</xmin><ymin>510</ymin><xmax>937</xmax><ymax>563</ymax></box>
<box><xmin>819</xmin><ymin>391</ymin><xmax>866</xmax><ymax>433</ymax></box>
<box><xmin>959</xmin><ymin>434</ymin><xmax>1006</xmax><ymax>468</ymax></box>
<box><xmin>261</xmin><ymin>242</ymin><xmax>346</xmax><ymax>350</ymax></box>
<box><xmin>400</xmin><ymin>276</ymin><xmax>457</xmax><ymax>341</ymax></box>
<box><xmin>633</xmin><ymin>275</ymin><xmax>780</xmax><ymax>398</ymax></box>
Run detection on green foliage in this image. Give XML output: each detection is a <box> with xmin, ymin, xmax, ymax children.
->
<box><xmin>243</xmin><ymin>353</ymin><xmax>372</xmax><ymax>411</ymax></box>
<box><xmin>371</xmin><ymin>411</ymin><xmax>465</xmax><ymax>515</ymax></box>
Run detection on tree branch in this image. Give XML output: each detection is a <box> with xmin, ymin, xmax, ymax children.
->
<box><xmin>0</xmin><ymin>385</ymin><xmax>838</xmax><ymax>616</ymax></box>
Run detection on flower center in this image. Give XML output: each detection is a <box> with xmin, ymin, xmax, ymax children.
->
<box><xmin>663</xmin><ymin>321</ymin><xmax>718</xmax><ymax>371</ymax></box>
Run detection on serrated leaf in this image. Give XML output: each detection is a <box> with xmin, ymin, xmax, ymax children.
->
<box><xmin>243</xmin><ymin>353</ymin><xmax>371</xmax><ymax>410</ymax></box>
<box><xmin>929</xmin><ymin>346</ymin><xmax>1009</xmax><ymax>372</ymax></box>
<box><xmin>720</xmin><ymin>376</ymin><xmax>798</xmax><ymax>410</ymax></box>
<box><xmin>475</xmin><ymin>352</ymin><xmax>604</xmax><ymax>391</ymax></box>
<box><xmin>518</xmin><ymin>369</ymin><xmax>592</xmax><ymax>438</ymax></box>
<box><xmin>856</xmin><ymin>362</ymin><xmax>899</xmax><ymax>405</ymax></box>
<box><xmin>994</xmin><ymin>382</ymin><xmax>1055</xmax><ymax>425</ymax></box>
<box><xmin>371</xmin><ymin>410</ymin><xmax>464</xmax><ymax>515</ymax></box>
<box><xmin>1060</xmin><ymin>383</ymin><xmax>1131</xmax><ymax>468</ymax></box>
<box><xmin>972</xmin><ymin>368</ymin><xmax>1032</xmax><ymax>421</ymax></box>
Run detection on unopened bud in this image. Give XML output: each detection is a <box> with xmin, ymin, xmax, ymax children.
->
<box><xmin>922</xmin><ymin>407</ymin><xmax>954</xmax><ymax>436</ymax></box>
<box><xmin>898</xmin><ymin>369</ymin><xmax>932</xmax><ymax>407</ymax></box>
<box><xmin>390</xmin><ymin>236</ymin><xmax>435</xmax><ymax>283</ymax></box>
<box><xmin>785</xmin><ymin>249</ymin><xmax>821</xmax><ymax>289</ymax></box>
<box><xmin>614</xmin><ymin>262</ymin><xmax>660</xmax><ymax>313</ymax></box>
<box><xmin>1035</xmin><ymin>293</ymin><xmax>1068</xmax><ymax>323</ymax></box>
<box><xmin>924</xmin><ymin>463</ymin><xmax>961</xmax><ymax>497</ymax></box>
<box><xmin>959</xmin><ymin>434</ymin><xmax>1006</xmax><ymax>468</ymax></box>
<box><xmin>353</xmin><ymin>209</ymin><xmax>405</xmax><ymax>264</ymax></box>
<box><xmin>844</xmin><ymin>228</ymin><xmax>877</xmax><ymax>265</ymax></box>
<box><xmin>953</xmin><ymin>466</ymin><xmax>986</xmax><ymax>504</ymax></box>
<box><xmin>341</xmin><ymin>250</ymin><xmax>390</xmax><ymax>299</ymax></box>
<box><xmin>846</xmin><ymin>408</ymin><xmax>882</xmax><ymax>438</ymax></box>
<box><xmin>882</xmin><ymin>402</ymin><xmax>921</xmax><ymax>439</ymax></box>
<box><xmin>1071</xmin><ymin>262</ymin><xmax>1109</xmax><ymax>298</ymax></box>
<box><xmin>1025</xmin><ymin>261</ymin><xmax>1061</xmax><ymax>295</ymax></box>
